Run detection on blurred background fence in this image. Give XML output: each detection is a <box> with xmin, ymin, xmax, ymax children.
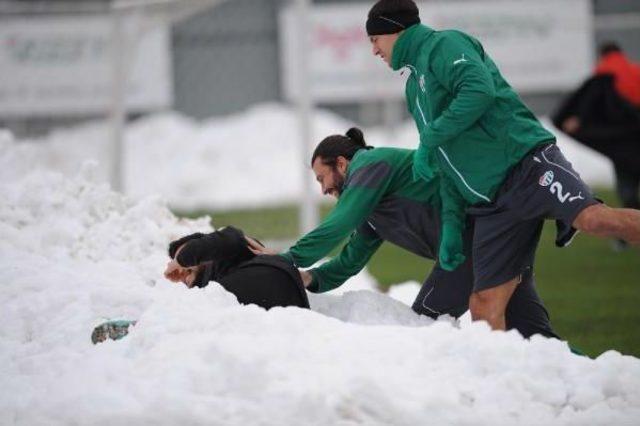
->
<box><xmin>2</xmin><ymin>0</ymin><xmax>639</xmax><ymax>137</ymax></box>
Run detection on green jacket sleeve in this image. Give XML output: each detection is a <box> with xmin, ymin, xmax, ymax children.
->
<box><xmin>306</xmin><ymin>224</ymin><xmax>383</xmax><ymax>293</ymax></box>
<box><xmin>440</xmin><ymin>176</ymin><xmax>467</xmax><ymax>232</ymax></box>
<box><xmin>422</xmin><ymin>32</ymin><xmax>496</xmax><ymax>148</ymax></box>
<box><xmin>281</xmin><ymin>161</ymin><xmax>392</xmax><ymax>268</ymax></box>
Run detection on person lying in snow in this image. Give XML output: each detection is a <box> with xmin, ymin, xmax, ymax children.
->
<box><xmin>163</xmin><ymin>226</ymin><xmax>309</xmax><ymax>309</ymax></box>
<box><xmin>91</xmin><ymin>226</ymin><xmax>309</xmax><ymax>344</ymax></box>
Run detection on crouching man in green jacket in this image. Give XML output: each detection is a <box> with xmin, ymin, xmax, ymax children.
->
<box><xmin>365</xmin><ymin>0</ymin><xmax>640</xmax><ymax>331</ymax></box>
<box><xmin>249</xmin><ymin>128</ymin><xmax>558</xmax><ymax>339</ymax></box>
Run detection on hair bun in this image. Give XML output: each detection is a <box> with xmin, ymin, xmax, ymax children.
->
<box><xmin>345</xmin><ymin>127</ymin><xmax>366</xmax><ymax>147</ymax></box>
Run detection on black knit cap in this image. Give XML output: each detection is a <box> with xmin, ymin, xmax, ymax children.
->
<box><xmin>366</xmin><ymin>0</ymin><xmax>420</xmax><ymax>36</ymax></box>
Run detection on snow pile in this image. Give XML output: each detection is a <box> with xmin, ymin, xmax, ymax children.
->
<box><xmin>10</xmin><ymin>103</ymin><xmax>614</xmax><ymax>211</ymax></box>
<box><xmin>386</xmin><ymin>280</ymin><xmax>421</xmax><ymax>306</ymax></box>
<box><xmin>1</xmin><ymin>134</ymin><xmax>639</xmax><ymax>425</ymax></box>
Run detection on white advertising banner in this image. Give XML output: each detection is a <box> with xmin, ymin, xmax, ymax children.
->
<box><xmin>0</xmin><ymin>16</ymin><xmax>172</xmax><ymax>117</ymax></box>
<box><xmin>280</xmin><ymin>3</ymin><xmax>402</xmax><ymax>103</ymax></box>
<box><xmin>279</xmin><ymin>0</ymin><xmax>594</xmax><ymax>103</ymax></box>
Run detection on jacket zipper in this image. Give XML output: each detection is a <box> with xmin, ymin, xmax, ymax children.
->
<box><xmin>410</xmin><ymin>66</ymin><xmax>491</xmax><ymax>203</ymax></box>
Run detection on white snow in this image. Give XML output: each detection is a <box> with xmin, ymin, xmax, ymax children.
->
<box><xmin>1</xmin><ymin>129</ymin><xmax>639</xmax><ymax>425</ymax></box>
<box><xmin>8</xmin><ymin>103</ymin><xmax>614</xmax><ymax>211</ymax></box>
<box><xmin>386</xmin><ymin>280</ymin><xmax>421</xmax><ymax>306</ymax></box>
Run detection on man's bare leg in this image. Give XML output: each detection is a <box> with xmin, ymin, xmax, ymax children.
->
<box><xmin>573</xmin><ymin>204</ymin><xmax>640</xmax><ymax>244</ymax></box>
<box><xmin>469</xmin><ymin>277</ymin><xmax>520</xmax><ymax>330</ymax></box>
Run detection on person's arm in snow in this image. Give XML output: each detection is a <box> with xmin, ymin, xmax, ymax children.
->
<box><xmin>281</xmin><ymin>161</ymin><xmax>392</xmax><ymax>268</ymax></box>
<box><xmin>168</xmin><ymin>232</ymin><xmax>206</xmax><ymax>259</ymax></box>
<box><xmin>421</xmin><ymin>33</ymin><xmax>496</xmax><ymax>148</ymax></box>
<box><xmin>306</xmin><ymin>223</ymin><xmax>383</xmax><ymax>293</ymax></box>
<box><xmin>174</xmin><ymin>226</ymin><xmax>254</xmax><ymax>268</ymax></box>
<box><xmin>438</xmin><ymin>177</ymin><xmax>468</xmax><ymax>271</ymax></box>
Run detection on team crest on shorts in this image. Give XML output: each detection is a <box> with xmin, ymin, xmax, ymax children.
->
<box><xmin>539</xmin><ymin>170</ymin><xmax>554</xmax><ymax>186</ymax></box>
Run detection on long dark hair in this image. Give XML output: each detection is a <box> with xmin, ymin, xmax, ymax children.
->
<box><xmin>311</xmin><ymin>127</ymin><xmax>372</xmax><ymax>167</ymax></box>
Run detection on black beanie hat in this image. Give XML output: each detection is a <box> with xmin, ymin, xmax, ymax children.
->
<box><xmin>366</xmin><ymin>0</ymin><xmax>420</xmax><ymax>36</ymax></box>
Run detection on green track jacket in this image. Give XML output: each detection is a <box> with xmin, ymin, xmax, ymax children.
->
<box><xmin>392</xmin><ymin>24</ymin><xmax>555</xmax><ymax>205</ymax></box>
<box><xmin>281</xmin><ymin>147</ymin><xmax>457</xmax><ymax>293</ymax></box>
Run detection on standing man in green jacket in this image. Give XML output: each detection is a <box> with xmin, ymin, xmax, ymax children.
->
<box><xmin>365</xmin><ymin>0</ymin><xmax>640</xmax><ymax>331</ymax></box>
<box><xmin>250</xmin><ymin>127</ymin><xmax>559</xmax><ymax>339</ymax></box>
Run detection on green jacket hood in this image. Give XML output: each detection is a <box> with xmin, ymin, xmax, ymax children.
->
<box><xmin>391</xmin><ymin>24</ymin><xmax>435</xmax><ymax>71</ymax></box>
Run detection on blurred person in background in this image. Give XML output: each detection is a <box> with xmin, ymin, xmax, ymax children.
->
<box><xmin>249</xmin><ymin>128</ymin><xmax>561</xmax><ymax>341</ymax></box>
<box><xmin>553</xmin><ymin>42</ymin><xmax>640</xmax><ymax>250</ymax></box>
<box><xmin>595</xmin><ymin>42</ymin><xmax>640</xmax><ymax>107</ymax></box>
<box><xmin>365</xmin><ymin>0</ymin><xmax>640</xmax><ymax>332</ymax></box>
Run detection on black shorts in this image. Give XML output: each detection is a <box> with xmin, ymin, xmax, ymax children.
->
<box><xmin>468</xmin><ymin>143</ymin><xmax>599</xmax><ymax>291</ymax></box>
<box><xmin>412</xmin><ymin>263</ymin><xmax>560</xmax><ymax>339</ymax></box>
<box><xmin>411</xmin><ymin>221</ymin><xmax>559</xmax><ymax>339</ymax></box>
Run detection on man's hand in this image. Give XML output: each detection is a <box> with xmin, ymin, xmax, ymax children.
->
<box><xmin>164</xmin><ymin>243</ymin><xmax>192</xmax><ymax>284</ymax></box>
<box><xmin>245</xmin><ymin>236</ymin><xmax>278</xmax><ymax>256</ymax></box>
<box><xmin>164</xmin><ymin>259</ymin><xmax>188</xmax><ymax>282</ymax></box>
<box><xmin>164</xmin><ymin>259</ymin><xmax>199</xmax><ymax>288</ymax></box>
<box><xmin>299</xmin><ymin>269</ymin><xmax>313</xmax><ymax>288</ymax></box>
<box><xmin>438</xmin><ymin>223</ymin><xmax>466</xmax><ymax>271</ymax></box>
<box><xmin>562</xmin><ymin>116</ymin><xmax>581</xmax><ymax>134</ymax></box>
<box><xmin>439</xmin><ymin>250</ymin><xmax>466</xmax><ymax>272</ymax></box>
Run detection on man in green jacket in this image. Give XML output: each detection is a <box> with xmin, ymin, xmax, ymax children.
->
<box><xmin>366</xmin><ymin>0</ymin><xmax>640</xmax><ymax>331</ymax></box>
<box><xmin>249</xmin><ymin>127</ymin><xmax>559</xmax><ymax>339</ymax></box>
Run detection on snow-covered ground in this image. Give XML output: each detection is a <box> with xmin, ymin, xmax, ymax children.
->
<box><xmin>9</xmin><ymin>103</ymin><xmax>615</xmax><ymax>211</ymax></box>
<box><xmin>1</xmin><ymin>121</ymin><xmax>639</xmax><ymax>425</ymax></box>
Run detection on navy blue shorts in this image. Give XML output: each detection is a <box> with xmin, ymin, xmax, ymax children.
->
<box><xmin>411</xmin><ymin>222</ymin><xmax>559</xmax><ymax>339</ymax></box>
<box><xmin>468</xmin><ymin>143</ymin><xmax>599</xmax><ymax>291</ymax></box>
<box><xmin>411</xmin><ymin>241</ymin><xmax>559</xmax><ymax>339</ymax></box>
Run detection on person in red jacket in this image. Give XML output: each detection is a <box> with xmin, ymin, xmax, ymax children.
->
<box><xmin>595</xmin><ymin>42</ymin><xmax>640</xmax><ymax>108</ymax></box>
<box><xmin>559</xmin><ymin>42</ymin><xmax>640</xmax><ymax>250</ymax></box>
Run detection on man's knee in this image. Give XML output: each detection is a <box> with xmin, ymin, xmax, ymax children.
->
<box><xmin>469</xmin><ymin>291</ymin><xmax>503</xmax><ymax>323</ymax></box>
<box><xmin>469</xmin><ymin>278</ymin><xmax>519</xmax><ymax>322</ymax></box>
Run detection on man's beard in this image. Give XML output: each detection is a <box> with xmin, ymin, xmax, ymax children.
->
<box><xmin>332</xmin><ymin>168</ymin><xmax>346</xmax><ymax>197</ymax></box>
